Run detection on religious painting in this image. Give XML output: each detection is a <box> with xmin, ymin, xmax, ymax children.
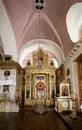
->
<box><xmin>26</xmin><ymin>88</ymin><xmax>30</xmax><ymax>98</ymax></box>
<box><xmin>3</xmin><ymin>85</ymin><xmax>9</xmax><ymax>93</ymax></box>
<box><xmin>60</xmin><ymin>83</ymin><xmax>70</xmax><ymax>97</ymax></box>
<box><xmin>3</xmin><ymin>85</ymin><xmax>10</xmax><ymax>98</ymax></box>
<box><xmin>51</xmin><ymin>87</ymin><xmax>54</xmax><ymax>98</ymax></box>
<box><xmin>37</xmin><ymin>55</ymin><xmax>44</xmax><ymax>68</ymax></box>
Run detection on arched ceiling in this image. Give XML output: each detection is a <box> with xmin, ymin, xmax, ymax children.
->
<box><xmin>0</xmin><ymin>0</ymin><xmax>82</xmax><ymax>68</ymax></box>
<box><xmin>18</xmin><ymin>39</ymin><xmax>65</xmax><ymax>68</ymax></box>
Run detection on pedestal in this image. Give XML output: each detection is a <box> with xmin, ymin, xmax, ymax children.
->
<box><xmin>70</xmin><ymin>99</ymin><xmax>78</xmax><ymax>119</ymax></box>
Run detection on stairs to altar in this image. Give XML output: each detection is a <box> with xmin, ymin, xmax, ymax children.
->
<box><xmin>0</xmin><ymin>101</ymin><xmax>20</xmax><ymax>112</ymax></box>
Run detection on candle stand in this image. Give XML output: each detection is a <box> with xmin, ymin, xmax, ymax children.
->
<box><xmin>70</xmin><ymin>97</ymin><xmax>78</xmax><ymax>119</ymax></box>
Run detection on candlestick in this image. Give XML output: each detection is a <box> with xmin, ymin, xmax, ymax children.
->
<box><xmin>70</xmin><ymin>93</ymin><xmax>78</xmax><ymax>119</ymax></box>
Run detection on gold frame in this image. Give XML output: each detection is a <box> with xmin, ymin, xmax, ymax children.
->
<box><xmin>60</xmin><ymin>83</ymin><xmax>70</xmax><ymax>97</ymax></box>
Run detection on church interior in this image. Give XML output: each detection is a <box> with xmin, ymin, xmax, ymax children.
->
<box><xmin>0</xmin><ymin>0</ymin><xmax>82</xmax><ymax>130</ymax></box>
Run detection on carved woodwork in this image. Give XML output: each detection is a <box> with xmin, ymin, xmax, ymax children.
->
<box><xmin>0</xmin><ymin>55</ymin><xmax>23</xmax><ymax>112</ymax></box>
<box><xmin>24</xmin><ymin>49</ymin><xmax>56</xmax><ymax>106</ymax></box>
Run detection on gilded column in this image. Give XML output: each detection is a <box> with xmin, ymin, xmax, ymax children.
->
<box><xmin>46</xmin><ymin>74</ymin><xmax>48</xmax><ymax>99</ymax></box>
<box><xmin>48</xmin><ymin>74</ymin><xmax>50</xmax><ymax>99</ymax></box>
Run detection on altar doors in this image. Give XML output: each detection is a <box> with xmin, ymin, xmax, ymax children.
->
<box><xmin>32</xmin><ymin>73</ymin><xmax>49</xmax><ymax>105</ymax></box>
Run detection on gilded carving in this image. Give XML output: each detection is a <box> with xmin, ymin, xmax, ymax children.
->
<box><xmin>25</xmin><ymin>48</ymin><xmax>56</xmax><ymax>107</ymax></box>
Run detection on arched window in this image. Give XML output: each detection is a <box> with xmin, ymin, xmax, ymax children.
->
<box><xmin>66</xmin><ymin>3</ymin><xmax>82</xmax><ymax>42</ymax></box>
<box><xmin>34</xmin><ymin>0</ymin><xmax>45</xmax><ymax>11</ymax></box>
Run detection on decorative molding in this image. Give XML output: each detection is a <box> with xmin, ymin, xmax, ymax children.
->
<box><xmin>64</xmin><ymin>40</ymin><xmax>82</xmax><ymax>64</ymax></box>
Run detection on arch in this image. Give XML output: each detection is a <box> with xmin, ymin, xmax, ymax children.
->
<box><xmin>17</xmin><ymin>39</ymin><xmax>65</xmax><ymax>68</ymax></box>
<box><xmin>66</xmin><ymin>2</ymin><xmax>82</xmax><ymax>42</ymax></box>
<box><xmin>0</xmin><ymin>1</ymin><xmax>17</xmax><ymax>60</ymax></box>
<box><xmin>51</xmin><ymin>58</ymin><xmax>58</xmax><ymax>68</ymax></box>
<box><xmin>0</xmin><ymin>37</ymin><xmax>4</xmax><ymax>57</ymax></box>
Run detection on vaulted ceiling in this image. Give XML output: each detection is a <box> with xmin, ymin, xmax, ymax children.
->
<box><xmin>0</xmin><ymin>0</ymin><xmax>82</xmax><ymax>68</ymax></box>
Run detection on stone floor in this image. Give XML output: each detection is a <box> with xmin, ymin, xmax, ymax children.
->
<box><xmin>59</xmin><ymin>111</ymin><xmax>82</xmax><ymax>130</ymax></box>
<box><xmin>0</xmin><ymin>110</ymin><xmax>71</xmax><ymax>130</ymax></box>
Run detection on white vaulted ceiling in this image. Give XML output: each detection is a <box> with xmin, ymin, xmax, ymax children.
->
<box><xmin>0</xmin><ymin>0</ymin><xmax>82</xmax><ymax>68</ymax></box>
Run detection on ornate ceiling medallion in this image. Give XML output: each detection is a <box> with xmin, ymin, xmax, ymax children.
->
<box><xmin>34</xmin><ymin>0</ymin><xmax>45</xmax><ymax>11</ymax></box>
